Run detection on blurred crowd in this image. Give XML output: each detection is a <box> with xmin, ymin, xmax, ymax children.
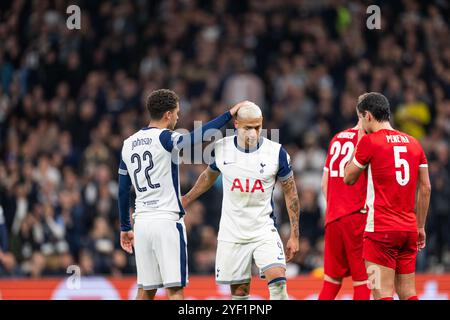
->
<box><xmin>0</xmin><ymin>0</ymin><xmax>449</xmax><ymax>278</ymax></box>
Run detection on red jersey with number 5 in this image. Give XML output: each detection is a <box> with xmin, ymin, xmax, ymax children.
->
<box><xmin>324</xmin><ymin>128</ymin><xmax>367</xmax><ymax>226</ymax></box>
<box><xmin>353</xmin><ymin>129</ymin><xmax>428</xmax><ymax>232</ymax></box>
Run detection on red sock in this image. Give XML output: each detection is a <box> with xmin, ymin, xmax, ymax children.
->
<box><xmin>378</xmin><ymin>297</ymin><xmax>394</xmax><ymax>300</ymax></box>
<box><xmin>407</xmin><ymin>295</ymin><xmax>418</xmax><ymax>300</ymax></box>
<box><xmin>353</xmin><ymin>283</ymin><xmax>371</xmax><ymax>300</ymax></box>
<box><xmin>318</xmin><ymin>281</ymin><xmax>341</xmax><ymax>300</ymax></box>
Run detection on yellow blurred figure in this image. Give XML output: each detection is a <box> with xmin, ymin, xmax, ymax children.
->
<box><xmin>394</xmin><ymin>92</ymin><xmax>431</xmax><ymax>140</ymax></box>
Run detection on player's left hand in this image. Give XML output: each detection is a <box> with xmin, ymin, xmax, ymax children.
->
<box><xmin>285</xmin><ymin>236</ymin><xmax>300</xmax><ymax>262</ymax></box>
<box><xmin>357</xmin><ymin>125</ymin><xmax>366</xmax><ymax>143</ymax></box>
<box><xmin>120</xmin><ymin>230</ymin><xmax>134</xmax><ymax>254</ymax></box>
<box><xmin>418</xmin><ymin>227</ymin><xmax>426</xmax><ymax>251</ymax></box>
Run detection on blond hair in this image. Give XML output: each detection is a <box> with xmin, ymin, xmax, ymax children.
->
<box><xmin>237</xmin><ymin>101</ymin><xmax>262</xmax><ymax>119</ymax></box>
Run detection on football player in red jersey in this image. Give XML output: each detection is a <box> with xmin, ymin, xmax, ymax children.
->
<box><xmin>344</xmin><ymin>92</ymin><xmax>431</xmax><ymax>300</ymax></box>
<box><xmin>318</xmin><ymin>111</ymin><xmax>371</xmax><ymax>300</ymax></box>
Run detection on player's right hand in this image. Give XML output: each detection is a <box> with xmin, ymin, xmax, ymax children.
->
<box><xmin>120</xmin><ymin>230</ymin><xmax>134</xmax><ymax>254</ymax></box>
<box><xmin>229</xmin><ymin>100</ymin><xmax>251</xmax><ymax>117</ymax></box>
<box><xmin>418</xmin><ymin>227</ymin><xmax>426</xmax><ymax>251</ymax></box>
<box><xmin>285</xmin><ymin>236</ymin><xmax>300</xmax><ymax>262</ymax></box>
<box><xmin>357</xmin><ymin>125</ymin><xmax>366</xmax><ymax>143</ymax></box>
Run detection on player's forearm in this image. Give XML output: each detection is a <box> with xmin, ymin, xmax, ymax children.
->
<box><xmin>281</xmin><ymin>177</ymin><xmax>300</xmax><ymax>239</ymax></box>
<box><xmin>286</xmin><ymin>196</ymin><xmax>300</xmax><ymax>239</ymax></box>
<box><xmin>184</xmin><ymin>170</ymin><xmax>217</xmax><ymax>206</ymax></box>
<box><xmin>416</xmin><ymin>184</ymin><xmax>431</xmax><ymax>228</ymax></box>
<box><xmin>344</xmin><ymin>159</ymin><xmax>363</xmax><ymax>185</ymax></box>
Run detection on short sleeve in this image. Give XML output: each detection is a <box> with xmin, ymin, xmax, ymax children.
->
<box><xmin>277</xmin><ymin>146</ymin><xmax>293</xmax><ymax>181</ymax></box>
<box><xmin>353</xmin><ymin>134</ymin><xmax>372</xmax><ymax>169</ymax></box>
<box><xmin>208</xmin><ymin>146</ymin><xmax>220</xmax><ymax>172</ymax></box>
<box><xmin>419</xmin><ymin>147</ymin><xmax>428</xmax><ymax>168</ymax></box>
<box><xmin>160</xmin><ymin>130</ymin><xmax>182</xmax><ymax>152</ymax></box>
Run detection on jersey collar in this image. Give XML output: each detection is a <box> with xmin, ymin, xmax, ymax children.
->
<box><xmin>234</xmin><ymin>136</ymin><xmax>264</xmax><ymax>153</ymax></box>
<box><xmin>141</xmin><ymin>126</ymin><xmax>158</xmax><ymax>131</ymax></box>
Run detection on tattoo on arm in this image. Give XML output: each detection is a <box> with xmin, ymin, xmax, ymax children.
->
<box><xmin>281</xmin><ymin>176</ymin><xmax>300</xmax><ymax>239</ymax></box>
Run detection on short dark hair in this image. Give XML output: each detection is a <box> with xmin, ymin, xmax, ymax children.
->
<box><xmin>146</xmin><ymin>89</ymin><xmax>179</xmax><ymax>120</ymax></box>
<box><xmin>356</xmin><ymin>92</ymin><xmax>390</xmax><ymax>122</ymax></box>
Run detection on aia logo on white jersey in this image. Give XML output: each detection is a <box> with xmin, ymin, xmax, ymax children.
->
<box><xmin>231</xmin><ymin>178</ymin><xmax>265</xmax><ymax>193</ymax></box>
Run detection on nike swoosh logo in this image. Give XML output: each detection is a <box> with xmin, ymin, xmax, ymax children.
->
<box><xmin>277</xmin><ymin>256</ymin><xmax>284</xmax><ymax>261</ymax></box>
<box><xmin>223</xmin><ymin>162</ymin><xmax>235</xmax><ymax>165</ymax></box>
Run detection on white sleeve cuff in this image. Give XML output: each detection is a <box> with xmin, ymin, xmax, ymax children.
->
<box><xmin>419</xmin><ymin>164</ymin><xmax>428</xmax><ymax>168</ymax></box>
<box><xmin>118</xmin><ymin>168</ymin><xmax>128</xmax><ymax>175</ymax></box>
<box><xmin>353</xmin><ymin>158</ymin><xmax>367</xmax><ymax>169</ymax></box>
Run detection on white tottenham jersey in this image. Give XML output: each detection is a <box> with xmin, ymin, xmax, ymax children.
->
<box><xmin>119</xmin><ymin>127</ymin><xmax>183</xmax><ymax>221</ymax></box>
<box><xmin>210</xmin><ymin>136</ymin><xmax>293</xmax><ymax>243</ymax></box>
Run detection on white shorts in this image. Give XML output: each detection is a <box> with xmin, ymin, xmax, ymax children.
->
<box><xmin>134</xmin><ymin>218</ymin><xmax>188</xmax><ymax>290</ymax></box>
<box><xmin>215</xmin><ymin>233</ymin><xmax>286</xmax><ymax>285</ymax></box>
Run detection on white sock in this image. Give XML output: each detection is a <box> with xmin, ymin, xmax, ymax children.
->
<box><xmin>232</xmin><ymin>295</ymin><xmax>249</xmax><ymax>300</ymax></box>
<box><xmin>268</xmin><ymin>277</ymin><xmax>288</xmax><ymax>300</ymax></box>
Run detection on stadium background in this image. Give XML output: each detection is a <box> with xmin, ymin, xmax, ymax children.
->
<box><xmin>0</xmin><ymin>0</ymin><xmax>449</xmax><ymax>299</ymax></box>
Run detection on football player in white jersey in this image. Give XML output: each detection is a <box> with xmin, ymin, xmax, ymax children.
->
<box><xmin>182</xmin><ymin>102</ymin><xmax>300</xmax><ymax>300</ymax></box>
<box><xmin>118</xmin><ymin>89</ymin><xmax>243</xmax><ymax>300</ymax></box>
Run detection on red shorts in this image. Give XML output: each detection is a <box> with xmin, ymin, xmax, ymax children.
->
<box><xmin>324</xmin><ymin>213</ymin><xmax>368</xmax><ymax>281</ymax></box>
<box><xmin>363</xmin><ymin>231</ymin><xmax>418</xmax><ymax>274</ymax></box>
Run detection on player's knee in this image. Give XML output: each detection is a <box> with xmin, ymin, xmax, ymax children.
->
<box><xmin>231</xmin><ymin>283</ymin><xmax>250</xmax><ymax>297</ymax></box>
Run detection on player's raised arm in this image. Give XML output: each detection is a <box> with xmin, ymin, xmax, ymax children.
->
<box><xmin>416</xmin><ymin>161</ymin><xmax>431</xmax><ymax>250</ymax></box>
<box><xmin>171</xmin><ymin>101</ymin><xmax>249</xmax><ymax>151</ymax></box>
<box><xmin>344</xmin><ymin>129</ymin><xmax>370</xmax><ymax>185</ymax></box>
<box><xmin>182</xmin><ymin>167</ymin><xmax>220</xmax><ymax>208</ymax></box>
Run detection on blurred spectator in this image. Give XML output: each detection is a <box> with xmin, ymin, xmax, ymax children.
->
<box><xmin>298</xmin><ymin>188</ymin><xmax>323</xmax><ymax>246</ymax></box>
<box><xmin>85</xmin><ymin>217</ymin><xmax>115</xmax><ymax>274</ymax></box>
<box><xmin>0</xmin><ymin>251</ymin><xmax>22</xmax><ymax>277</ymax></box>
<box><xmin>394</xmin><ymin>88</ymin><xmax>431</xmax><ymax>140</ymax></box>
